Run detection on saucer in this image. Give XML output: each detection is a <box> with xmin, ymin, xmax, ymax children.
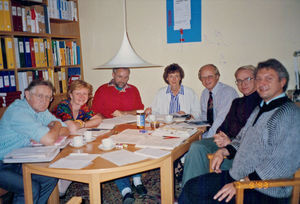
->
<box><xmin>98</xmin><ymin>143</ymin><xmax>115</xmax><ymax>151</ymax></box>
<box><xmin>164</xmin><ymin>120</ymin><xmax>173</xmax><ymax>124</ymax></box>
<box><xmin>69</xmin><ymin>141</ymin><xmax>86</xmax><ymax>148</ymax></box>
<box><xmin>84</xmin><ymin>137</ymin><xmax>96</xmax><ymax>143</ymax></box>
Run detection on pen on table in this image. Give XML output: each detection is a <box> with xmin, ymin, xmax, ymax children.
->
<box><xmin>163</xmin><ymin>136</ymin><xmax>180</xmax><ymax>139</ymax></box>
<box><xmin>87</xmin><ymin>128</ymin><xmax>106</xmax><ymax>131</ymax></box>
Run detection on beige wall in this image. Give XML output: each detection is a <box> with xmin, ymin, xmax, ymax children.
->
<box><xmin>78</xmin><ymin>0</ymin><xmax>300</xmax><ymax>107</ymax></box>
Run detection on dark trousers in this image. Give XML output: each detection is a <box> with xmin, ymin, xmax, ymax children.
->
<box><xmin>179</xmin><ymin>171</ymin><xmax>290</xmax><ymax>204</ymax></box>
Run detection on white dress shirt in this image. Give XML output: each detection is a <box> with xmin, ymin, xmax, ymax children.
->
<box><xmin>200</xmin><ymin>82</ymin><xmax>239</xmax><ymax>138</ymax></box>
<box><xmin>151</xmin><ymin>85</ymin><xmax>201</xmax><ymax>119</ymax></box>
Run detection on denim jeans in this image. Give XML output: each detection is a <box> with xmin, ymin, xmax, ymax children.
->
<box><xmin>115</xmin><ymin>174</ymin><xmax>141</xmax><ymax>194</ymax></box>
<box><xmin>0</xmin><ymin>161</ymin><xmax>58</xmax><ymax>204</ymax></box>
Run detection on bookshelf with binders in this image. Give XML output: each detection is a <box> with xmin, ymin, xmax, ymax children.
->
<box><xmin>0</xmin><ymin>0</ymin><xmax>83</xmax><ymax>114</ymax></box>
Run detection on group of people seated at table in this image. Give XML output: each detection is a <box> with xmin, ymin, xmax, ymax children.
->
<box><xmin>0</xmin><ymin>58</ymin><xmax>299</xmax><ymax>204</ymax></box>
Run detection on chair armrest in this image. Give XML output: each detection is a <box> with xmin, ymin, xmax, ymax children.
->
<box><xmin>207</xmin><ymin>153</ymin><xmax>227</xmax><ymax>172</ymax></box>
<box><xmin>234</xmin><ymin>177</ymin><xmax>300</xmax><ymax>204</ymax></box>
<box><xmin>234</xmin><ymin>178</ymin><xmax>300</xmax><ymax>190</ymax></box>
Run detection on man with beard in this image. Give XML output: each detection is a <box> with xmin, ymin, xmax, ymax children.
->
<box><xmin>92</xmin><ymin>68</ymin><xmax>144</xmax><ymax>118</ymax></box>
<box><xmin>92</xmin><ymin>68</ymin><xmax>146</xmax><ymax>204</ymax></box>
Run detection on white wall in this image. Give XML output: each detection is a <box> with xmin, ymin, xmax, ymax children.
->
<box><xmin>78</xmin><ymin>0</ymin><xmax>300</xmax><ymax>107</ymax></box>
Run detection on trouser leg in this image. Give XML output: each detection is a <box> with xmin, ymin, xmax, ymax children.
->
<box><xmin>182</xmin><ymin>138</ymin><xmax>218</xmax><ymax>186</ymax></box>
<box><xmin>179</xmin><ymin>171</ymin><xmax>235</xmax><ymax>204</ymax></box>
<box><xmin>0</xmin><ymin>162</ymin><xmax>57</xmax><ymax>204</ymax></box>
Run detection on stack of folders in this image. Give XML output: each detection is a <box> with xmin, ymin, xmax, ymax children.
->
<box><xmin>3</xmin><ymin>146</ymin><xmax>60</xmax><ymax>163</ymax></box>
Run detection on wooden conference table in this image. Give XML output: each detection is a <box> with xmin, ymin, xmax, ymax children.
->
<box><xmin>22</xmin><ymin>124</ymin><xmax>205</xmax><ymax>204</ymax></box>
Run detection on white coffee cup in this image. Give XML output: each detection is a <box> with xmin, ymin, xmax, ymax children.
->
<box><xmin>148</xmin><ymin>114</ymin><xmax>156</xmax><ymax>122</ymax></box>
<box><xmin>72</xmin><ymin>136</ymin><xmax>84</xmax><ymax>147</ymax></box>
<box><xmin>84</xmin><ymin>131</ymin><xmax>93</xmax><ymax>142</ymax></box>
<box><xmin>165</xmin><ymin>115</ymin><xmax>173</xmax><ymax>123</ymax></box>
<box><xmin>102</xmin><ymin>138</ymin><xmax>114</xmax><ymax>148</ymax></box>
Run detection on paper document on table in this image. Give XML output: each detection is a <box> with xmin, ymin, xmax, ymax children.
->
<box><xmin>98</xmin><ymin>115</ymin><xmax>137</xmax><ymax>129</ymax></box>
<box><xmin>49</xmin><ymin>153</ymin><xmax>100</xmax><ymax>169</ymax></box>
<box><xmin>100</xmin><ymin>149</ymin><xmax>148</xmax><ymax>166</ymax></box>
<box><xmin>110</xmin><ymin>129</ymin><xmax>152</xmax><ymax>144</ymax></box>
<box><xmin>134</xmin><ymin>148</ymin><xmax>170</xmax><ymax>159</ymax></box>
<box><xmin>152</xmin><ymin>124</ymin><xmax>197</xmax><ymax>139</ymax></box>
<box><xmin>71</xmin><ymin>128</ymin><xmax>110</xmax><ymax>137</ymax></box>
<box><xmin>135</xmin><ymin>136</ymin><xmax>184</xmax><ymax>150</ymax></box>
<box><xmin>3</xmin><ymin>146</ymin><xmax>60</xmax><ymax>163</ymax></box>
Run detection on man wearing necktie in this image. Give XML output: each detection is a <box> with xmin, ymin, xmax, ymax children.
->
<box><xmin>198</xmin><ymin>64</ymin><xmax>239</xmax><ymax>138</ymax></box>
<box><xmin>180</xmin><ymin>59</ymin><xmax>300</xmax><ymax>204</ymax></box>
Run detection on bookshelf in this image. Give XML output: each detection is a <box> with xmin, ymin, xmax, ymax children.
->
<box><xmin>0</xmin><ymin>0</ymin><xmax>83</xmax><ymax>112</ymax></box>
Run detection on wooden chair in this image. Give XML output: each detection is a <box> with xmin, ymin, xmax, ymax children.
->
<box><xmin>66</xmin><ymin>196</ymin><xmax>82</xmax><ymax>204</ymax></box>
<box><xmin>207</xmin><ymin>153</ymin><xmax>300</xmax><ymax>204</ymax></box>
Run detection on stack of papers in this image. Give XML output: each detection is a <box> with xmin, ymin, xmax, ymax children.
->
<box><xmin>49</xmin><ymin>153</ymin><xmax>100</xmax><ymax>169</ymax></box>
<box><xmin>110</xmin><ymin>129</ymin><xmax>151</xmax><ymax>144</ymax></box>
<box><xmin>72</xmin><ymin>128</ymin><xmax>110</xmax><ymax>137</ymax></box>
<box><xmin>152</xmin><ymin>124</ymin><xmax>197</xmax><ymax>139</ymax></box>
<box><xmin>110</xmin><ymin>129</ymin><xmax>186</xmax><ymax>150</ymax></box>
<box><xmin>98</xmin><ymin>115</ymin><xmax>137</xmax><ymax>129</ymax></box>
<box><xmin>3</xmin><ymin>146</ymin><xmax>60</xmax><ymax>163</ymax></box>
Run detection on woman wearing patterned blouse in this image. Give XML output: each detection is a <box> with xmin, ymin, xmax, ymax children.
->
<box><xmin>53</xmin><ymin>80</ymin><xmax>102</xmax><ymax>134</ymax></box>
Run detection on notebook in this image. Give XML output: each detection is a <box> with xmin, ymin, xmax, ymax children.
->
<box><xmin>3</xmin><ymin>146</ymin><xmax>60</xmax><ymax>163</ymax></box>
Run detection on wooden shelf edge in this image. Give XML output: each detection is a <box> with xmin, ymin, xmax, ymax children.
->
<box><xmin>0</xmin><ymin>31</ymin><xmax>50</xmax><ymax>38</ymax></box>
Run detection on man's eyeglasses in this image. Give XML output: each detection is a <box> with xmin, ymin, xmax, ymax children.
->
<box><xmin>200</xmin><ymin>75</ymin><xmax>216</xmax><ymax>81</ymax></box>
<box><xmin>235</xmin><ymin>77</ymin><xmax>253</xmax><ymax>85</ymax></box>
<box><xmin>31</xmin><ymin>93</ymin><xmax>53</xmax><ymax>101</ymax></box>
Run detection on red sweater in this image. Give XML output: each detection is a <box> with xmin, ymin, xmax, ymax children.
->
<box><xmin>92</xmin><ymin>83</ymin><xmax>144</xmax><ymax>118</ymax></box>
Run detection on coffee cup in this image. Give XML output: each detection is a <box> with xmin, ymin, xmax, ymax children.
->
<box><xmin>148</xmin><ymin>114</ymin><xmax>156</xmax><ymax>122</ymax></box>
<box><xmin>84</xmin><ymin>131</ymin><xmax>93</xmax><ymax>142</ymax></box>
<box><xmin>72</xmin><ymin>136</ymin><xmax>84</xmax><ymax>147</ymax></box>
<box><xmin>102</xmin><ymin>138</ymin><xmax>114</xmax><ymax>148</ymax></box>
<box><xmin>165</xmin><ymin>115</ymin><xmax>173</xmax><ymax>123</ymax></box>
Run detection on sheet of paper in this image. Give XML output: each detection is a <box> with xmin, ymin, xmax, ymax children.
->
<box><xmin>71</xmin><ymin>128</ymin><xmax>110</xmax><ymax>137</ymax></box>
<box><xmin>136</xmin><ymin>136</ymin><xmax>184</xmax><ymax>150</ymax></box>
<box><xmin>110</xmin><ymin>129</ymin><xmax>152</xmax><ymax>144</ymax></box>
<box><xmin>134</xmin><ymin>148</ymin><xmax>170</xmax><ymax>159</ymax></box>
<box><xmin>100</xmin><ymin>149</ymin><xmax>148</xmax><ymax>166</ymax></box>
<box><xmin>98</xmin><ymin>115</ymin><xmax>137</xmax><ymax>129</ymax></box>
<box><xmin>49</xmin><ymin>153</ymin><xmax>101</xmax><ymax>169</ymax></box>
<box><xmin>174</xmin><ymin>0</ymin><xmax>191</xmax><ymax>30</ymax></box>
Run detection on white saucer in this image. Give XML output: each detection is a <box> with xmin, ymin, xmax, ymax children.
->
<box><xmin>164</xmin><ymin>120</ymin><xmax>173</xmax><ymax>124</ymax></box>
<box><xmin>98</xmin><ymin>143</ymin><xmax>115</xmax><ymax>151</ymax></box>
<box><xmin>85</xmin><ymin>137</ymin><xmax>96</xmax><ymax>143</ymax></box>
<box><xmin>69</xmin><ymin>141</ymin><xmax>86</xmax><ymax>148</ymax></box>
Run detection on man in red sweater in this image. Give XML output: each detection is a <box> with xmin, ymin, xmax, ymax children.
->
<box><xmin>92</xmin><ymin>68</ymin><xmax>144</xmax><ymax>118</ymax></box>
<box><xmin>92</xmin><ymin>68</ymin><xmax>146</xmax><ymax>203</ymax></box>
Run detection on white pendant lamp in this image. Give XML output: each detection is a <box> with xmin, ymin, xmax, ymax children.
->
<box><xmin>95</xmin><ymin>0</ymin><xmax>160</xmax><ymax>69</ymax></box>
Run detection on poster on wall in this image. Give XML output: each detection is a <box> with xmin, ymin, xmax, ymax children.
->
<box><xmin>167</xmin><ymin>0</ymin><xmax>202</xmax><ymax>43</ymax></box>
